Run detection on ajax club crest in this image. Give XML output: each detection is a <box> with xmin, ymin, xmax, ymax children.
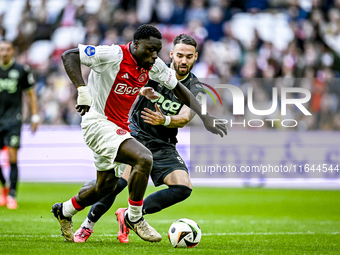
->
<box><xmin>138</xmin><ymin>73</ymin><xmax>148</xmax><ymax>83</ymax></box>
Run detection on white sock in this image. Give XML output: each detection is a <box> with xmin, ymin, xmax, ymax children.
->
<box><xmin>128</xmin><ymin>204</ymin><xmax>142</xmax><ymax>222</ymax></box>
<box><xmin>62</xmin><ymin>199</ymin><xmax>78</xmax><ymax>217</ymax></box>
<box><xmin>81</xmin><ymin>217</ymin><xmax>95</xmax><ymax>230</ymax></box>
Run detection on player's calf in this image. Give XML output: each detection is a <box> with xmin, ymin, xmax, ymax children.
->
<box><xmin>143</xmin><ymin>185</ymin><xmax>192</xmax><ymax>214</ymax></box>
<box><xmin>76</xmin><ymin>171</ymin><xmax>119</xmax><ymax>207</ymax></box>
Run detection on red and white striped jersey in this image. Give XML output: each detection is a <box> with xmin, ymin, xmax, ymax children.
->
<box><xmin>79</xmin><ymin>42</ymin><xmax>175</xmax><ymax>131</ymax></box>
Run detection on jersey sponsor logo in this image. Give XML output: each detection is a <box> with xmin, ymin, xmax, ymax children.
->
<box><xmin>138</xmin><ymin>73</ymin><xmax>148</xmax><ymax>83</ymax></box>
<box><xmin>85</xmin><ymin>46</ymin><xmax>96</xmax><ymax>56</ymax></box>
<box><xmin>151</xmin><ymin>93</ymin><xmax>181</xmax><ymax>115</ymax></box>
<box><xmin>8</xmin><ymin>69</ymin><xmax>19</xmax><ymax>79</ymax></box>
<box><xmin>121</xmin><ymin>73</ymin><xmax>129</xmax><ymax>79</ymax></box>
<box><xmin>177</xmin><ymin>156</ymin><xmax>184</xmax><ymax>164</ymax></box>
<box><xmin>116</xmin><ymin>128</ymin><xmax>127</xmax><ymax>135</ymax></box>
<box><xmin>114</xmin><ymin>83</ymin><xmax>140</xmax><ymax>95</ymax></box>
<box><xmin>0</xmin><ymin>78</ymin><xmax>18</xmax><ymax>93</ymax></box>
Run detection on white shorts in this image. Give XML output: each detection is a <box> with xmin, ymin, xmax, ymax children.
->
<box><xmin>81</xmin><ymin>111</ymin><xmax>129</xmax><ymax>177</ymax></box>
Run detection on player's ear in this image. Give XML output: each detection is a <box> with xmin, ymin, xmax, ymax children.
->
<box><xmin>170</xmin><ymin>49</ymin><xmax>174</xmax><ymax>59</ymax></box>
<box><xmin>134</xmin><ymin>40</ymin><xmax>140</xmax><ymax>50</ymax></box>
<box><xmin>194</xmin><ymin>52</ymin><xmax>198</xmax><ymax>61</ymax></box>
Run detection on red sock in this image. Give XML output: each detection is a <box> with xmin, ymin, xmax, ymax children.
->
<box><xmin>128</xmin><ymin>197</ymin><xmax>143</xmax><ymax>206</ymax></box>
<box><xmin>128</xmin><ymin>198</ymin><xmax>143</xmax><ymax>222</ymax></box>
<box><xmin>62</xmin><ymin>197</ymin><xmax>84</xmax><ymax>217</ymax></box>
<box><xmin>71</xmin><ymin>196</ymin><xmax>84</xmax><ymax>211</ymax></box>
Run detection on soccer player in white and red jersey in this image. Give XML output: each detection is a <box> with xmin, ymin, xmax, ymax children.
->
<box><xmin>51</xmin><ymin>25</ymin><xmax>226</xmax><ymax>243</ymax></box>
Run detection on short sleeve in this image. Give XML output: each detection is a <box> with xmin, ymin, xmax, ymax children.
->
<box><xmin>78</xmin><ymin>44</ymin><xmax>122</xmax><ymax>72</ymax></box>
<box><xmin>189</xmin><ymin>80</ymin><xmax>205</xmax><ymax>105</ymax></box>
<box><xmin>22</xmin><ymin>65</ymin><xmax>35</xmax><ymax>90</ymax></box>
<box><xmin>195</xmin><ymin>92</ymin><xmax>204</xmax><ymax>105</ymax></box>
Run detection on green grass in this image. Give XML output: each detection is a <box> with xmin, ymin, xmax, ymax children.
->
<box><xmin>0</xmin><ymin>183</ymin><xmax>340</xmax><ymax>254</ymax></box>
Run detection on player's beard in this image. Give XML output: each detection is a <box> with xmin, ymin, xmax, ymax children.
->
<box><xmin>1</xmin><ymin>56</ymin><xmax>11</xmax><ymax>65</ymax></box>
<box><xmin>173</xmin><ymin>61</ymin><xmax>194</xmax><ymax>77</ymax></box>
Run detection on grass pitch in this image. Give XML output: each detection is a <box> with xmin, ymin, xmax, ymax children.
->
<box><xmin>0</xmin><ymin>183</ymin><xmax>339</xmax><ymax>254</ymax></box>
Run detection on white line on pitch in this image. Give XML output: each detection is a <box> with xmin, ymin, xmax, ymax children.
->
<box><xmin>202</xmin><ymin>232</ymin><xmax>340</xmax><ymax>236</ymax></box>
<box><xmin>1</xmin><ymin>219</ymin><xmax>340</xmax><ymax>225</ymax></box>
<box><xmin>0</xmin><ymin>232</ymin><xmax>339</xmax><ymax>238</ymax></box>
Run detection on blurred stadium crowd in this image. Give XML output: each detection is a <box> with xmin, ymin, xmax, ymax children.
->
<box><xmin>0</xmin><ymin>0</ymin><xmax>340</xmax><ymax>130</ymax></box>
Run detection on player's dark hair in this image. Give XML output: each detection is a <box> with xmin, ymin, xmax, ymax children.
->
<box><xmin>173</xmin><ymin>34</ymin><xmax>197</xmax><ymax>49</ymax></box>
<box><xmin>133</xmin><ymin>24</ymin><xmax>162</xmax><ymax>41</ymax></box>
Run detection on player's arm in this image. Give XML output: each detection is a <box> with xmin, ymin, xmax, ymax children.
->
<box><xmin>27</xmin><ymin>88</ymin><xmax>39</xmax><ymax>133</ymax></box>
<box><xmin>23</xmin><ymin>65</ymin><xmax>39</xmax><ymax>133</ymax></box>
<box><xmin>178</xmin><ymin>84</ymin><xmax>227</xmax><ymax>136</ymax></box>
<box><xmin>62</xmin><ymin>45</ymin><xmax>121</xmax><ymax>116</ymax></box>
<box><xmin>173</xmin><ymin>82</ymin><xmax>227</xmax><ymax>136</ymax></box>
<box><xmin>139</xmin><ymin>86</ymin><xmax>159</xmax><ymax>100</ymax></box>
<box><xmin>61</xmin><ymin>48</ymin><xmax>91</xmax><ymax>116</ymax></box>
<box><xmin>61</xmin><ymin>48</ymin><xmax>86</xmax><ymax>87</ymax></box>
<box><xmin>164</xmin><ymin>105</ymin><xmax>193</xmax><ymax>128</ymax></box>
<box><xmin>149</xmin><ymin>58</ymin><xmax>227</xmax><ymax>137</ymax></box>
<box><xmin>141</xmin><ymin>104</ymin><xmax>193</xmax><ymax>128</ymax></box>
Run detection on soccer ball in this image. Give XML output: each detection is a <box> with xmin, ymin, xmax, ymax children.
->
<box><xmin>168</xmin><ymin>218</ymin><xmax>201</xmax><ymax>248</ymax></box>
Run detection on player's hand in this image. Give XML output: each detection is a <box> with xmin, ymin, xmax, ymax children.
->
<box><xmin>30</xmin><ymin>114</ymin><xmax>40</xmax><ymax>134</ymax></box>
<box><xmin>201</xmin><ymin>114</ymin><xmax>227</xmax><ymax>137</ymax></box>
<box><xmin>76</xmin><ymin>86</ymin><xmax>92</xmax><ymax>116</ymax></box>
<box><xmin>141</xmin><ymin>103</ymin><xmax>166</xmax><ymax>125</ymax></box>
<box><xmin>140</xmin><ymin>87</ymin><xmax>159</xmax><ymax>100</ymax></box>
<box><xmin>75</xmin><ymin>104</ymin><xmax>90</xmax><ymax>116</ymax></box>
<box><xmin>30</xmin><ymin>122</ymin><xmax>38</xmax><ymax>134</ymax></box>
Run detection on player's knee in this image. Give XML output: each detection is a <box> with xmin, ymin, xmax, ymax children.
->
<box><xmin>136</xmin><ymin>151</ymin><xmax>153</xmax><ymax>174</ymax></box>
<box><xmin>169</xmin><ymin>185</ymin><xmax>192</xmax><ymax>202</ymax></box>
<box><xmin>83</xmin><ymin>179</ymin><xmax>96</xmax><ymax>190</ymax></box>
